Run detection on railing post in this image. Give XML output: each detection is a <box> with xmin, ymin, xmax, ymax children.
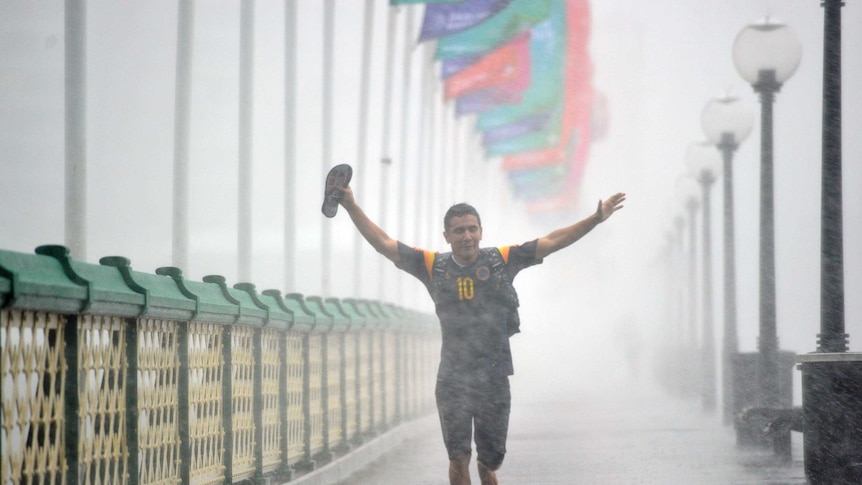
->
<box><xmin>321</xmin><ymin>332</ymin><xmax>331</xmax><ymax>457</ymax></box>
<box><xmin>301</xmin><ymin>333</ymin><xmax>313</xmax><ymax>469</ymax></box>
<box><xmin>353</xmin><ymin>331</ymin><xmax>362</xmax><ymax>444</ymax></box>
<box><xmin>253</xmin><ymin>328</ymin><xmax>264</xmax><ymax>484</ymax></box>
<box><xmin>339</xmin><ymin>332</ymin><xmax>349</xmax><ymax>449</ymax></box>
<box><xmin>222</xmin><ymin>325</ymin><xmax>233</xmax><ymax>483</ymax></box>
<box><xmin>64</xmin><ymin>314</ymin><xmax>80</xmax><ymax>485</ymax></box>
<box><xmin>369</xmin><ymin>330</ymin><xmax>377</xmax><ymax>432</ymax></box>
<box><xmin>395</xmin><ymin>329</ymin><xmax>402</xmax><ymax>426</ymax></box>
<box><xmin>125</xmin><ymin>318</ymin><xmax>139</xmax><ymax>485</ymax></box>
<box><xmin>379</xmin><ymin>330</ymin><xmax>387</xmax><ymax>429</ymax></box>
<box><xmin>276</xmin><ymin>331</ymin><xmax>293</xmax><ymax>480</ymax></box>
<box><xmin>177</xmin><ymin>321</ymin><xmax>191</xmax><ymax>484</ymax></box>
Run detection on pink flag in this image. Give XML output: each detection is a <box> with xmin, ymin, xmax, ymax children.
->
<box><xmin>444</xmin><ymin>32</ymin><xmax>530</xmax><ymax>100</ymax></box>
<box><xmin>503</xmin><ymin>0</ymin><xmax>593</xmax><ymax>197</ymax></box>
<box><xmin>501</xmin><ymin>0</ymin><xmax>594</xmax><ymax>214</ymax></box>
<box><xmin>455</xmin><ymin>55</ymin><xmax>530</xmax><ymax>114</ymax></box>
<box><xmin>503</xmin><ymin>0</ymin><xmax>591</xmax><ymax>173</ymax></box>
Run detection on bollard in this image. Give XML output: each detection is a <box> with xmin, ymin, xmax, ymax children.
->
<box><xmin>798</xmin><ymin>353</ymin><xmax>862</xmax><ymax>485</ymax></box>
<box><xmin>732</xmin><ymin>350</ymin><xmax>795</xmax><ymax>452</ymax></box>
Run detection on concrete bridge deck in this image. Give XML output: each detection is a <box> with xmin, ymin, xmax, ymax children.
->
<box><xmin>295</xmin><ymin>382</ymin><xmax>806</xmax><ymax>485</ymax></box>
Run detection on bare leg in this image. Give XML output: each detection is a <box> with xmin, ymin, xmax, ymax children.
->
<box><xmin>477</xmin><ymin>460</ymin><xmax>498</xmax><ymax>485</ymax></box>
<box><xmin>449</xmin><ymin>452</ymin><xmax>472</xmax><ymax>485</ymax></box>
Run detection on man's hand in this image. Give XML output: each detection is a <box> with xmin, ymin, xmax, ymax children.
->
<box><xmin>596</xmin><ymin>192</ymin><xmax>626</xmax><ymax>222</ymax></box>
<box><xmin>337</xmin><ymin>185</ymin><xmax>356</xmax><ymax>210</ymax></box>
<box><xmin>535</xmin><ymin>191</ymin><xmax>627</xmax><ymax>259</ymax></box>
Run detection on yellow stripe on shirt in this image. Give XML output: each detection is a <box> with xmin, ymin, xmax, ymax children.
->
<box><xmin>498</xmin><ymin>246</ymin><xmax>511</xmax><ymax>264</ymax></box>
<box><xmin>424</xmin><ymin>250</ymin><xmax>436</xmax><ymax>279</ymax></box>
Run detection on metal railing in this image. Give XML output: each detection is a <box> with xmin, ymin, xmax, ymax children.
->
<box><xmin>0</xmin><ymin>245</ymin><xmax>439</xmax><ymax>485</ymax></box>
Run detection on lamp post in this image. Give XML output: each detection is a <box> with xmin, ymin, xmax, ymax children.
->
<box><xmin>668</xmin><ymin>210</ymin><xmax>687</xmax><ymax>396</ymax></box>
<box><xmin>816</xmin><ymin>0</ymin><xmax>847</xmax><ymax>355</ymax></box>
<box><xmin>676</xmin><ymin>176</ymin><xmax>701</xmax><ymax>396</ymax></box>
<box><xmin>672</xmin><ymin>210</ymin><xmax>687</xmax><ymax>355</ymax></box>
<box><xmin>732</xmin><ymin>18</ymin><xmax>801</xmax><ymax>408</ymax></box>
<box><xmin>687</xmin><ymin>142</ymin><xmax>723</xmax><ymax>413</ymax></box>
<box><xmin>701</xmin><ymin>95</ymin><xmax>754</xmax><ymax>423</ymax></box>
<box><xmin>797</xmin><ymin>2</ymin><xmax>862</xmax><ymax>483</ymax></box>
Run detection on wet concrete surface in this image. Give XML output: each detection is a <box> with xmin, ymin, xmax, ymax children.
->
<box><xmin>334</xmin><ymin>382</ymin><xmax>806</xmax><ymax>485</ymax></box>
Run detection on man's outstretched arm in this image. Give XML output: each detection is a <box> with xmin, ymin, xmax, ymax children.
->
<box><xmin>534</xmin><ymin>192</ymin><xmax>626</xmax><ymax>260</ymax></box>
<box><xmin>337</xmin><ymin>185</ymin><xmax>401</xmax><ymax>265</ymax></box>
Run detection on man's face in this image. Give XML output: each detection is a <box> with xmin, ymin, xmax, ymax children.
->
<box><xmin>443</xmin><ymin>214</ymin><xmax>483</xmax><ymax>264</ymax></box>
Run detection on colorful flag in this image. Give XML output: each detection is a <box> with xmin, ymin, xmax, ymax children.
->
<box><xmin>435</xmin><ymin>0</ymin><xmax>553</xmax><ymax>60</ymax></box>
<box><xmin>485</xmin><ymin>115</ymin><xmax>562</xmax><ymax>156</ymax></box>
<box><xmin>453</xmin><ymin>36</ymin><xmax>533</xmax><ymax>115</ymax></box>
<box><xmin>394</xmin><ymin>0</ymin><xmax>597</xmax><ymax>216</ymax></box>
<box><xmin>444</xmin><ymin>31</ymin><xmax>529</xmax><ymax>100</ymax></box>
<box><xmin>502</xmin><ymin>127</ymin><xmax>578</xmax><ymax>169</ymax></box>
<box><xmin>502</xmin><ymin>0</ymin><xmax>592</xmax><ymax>171</ymax></box>
<box><xmin>390</xmin><ymin>0</ymin><xmax>462</xmax><ymax>4</ymax></box>
<box><xmin>441</xmin><ymin>54</ymin><xmax>482</xmax><ymax>79</ymax></box>
<box><xmin>454</xmin><ymin>71</ymin><xmax>528</xmax><ymax>115</ymax></box>
<box><xmin>475</xmin><ymin>6</ymin><xmax>565</xmax><ymax>131</ymax></box>
<box><xmin>481</xmin><ymin>109</ymin><xmax>552</xmax><ymax>145</ymax></box>
<box><xmin>419</xmin><ymin>0</ymin><xmax>515</xmax><ymax>41</ymax></box>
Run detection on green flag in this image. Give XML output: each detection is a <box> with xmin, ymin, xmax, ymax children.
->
<box><xmin>475</xmin><ymin>1</ymin><xmax>565</xmax><ymax>131</ymax></box>
<box><xmin>390</xmin><ymin>0</ymin><xmax>461</xmax><ymax>5</ymax></box>
<box><xmin>485</xmin><ymin>110</ymin><xmax>563</xmax><ymax>156</ymax></box>
<box><xmin>435</xmin><ymin>0</ymin><xmax>553</xmax><ymax>60</ymax></box>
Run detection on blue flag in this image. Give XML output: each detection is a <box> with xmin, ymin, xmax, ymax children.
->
<box><xmin>441</xmin><ymin>54</ymin><xmax>482</xmax><ymax>79</ymax></box>
<box><xmin>455</xmin><ymin>83</ymin><xmax>524</xmax><ymax>115</ymax></box>
<box><xmin>435</xmin><ymin>0</ymin><xmax>553</xmax><ymax>60</ymax></box>
<box><xmin>419</xmin><ymin>0</ymin><xmax>515</xmax><ymax>41</ymax></box>
<box><xmin>390</xmin><ymin>0</ymin><xmax>461</xmax><ymax>5</ymax></box>
<box><xmin>481</xmin><ymin>109</ymin><xmax>553</xmax><ymax>145</ymax></box>
<box><xmin>476</xmin><ymin>3</ymin><xmax>565</xmax><ymax>131</ymax></box>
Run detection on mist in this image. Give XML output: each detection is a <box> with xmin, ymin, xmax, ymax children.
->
<box><xmin>1</xmin><ymin>0</ymin><xmax>861</xmax><ymax>409</ymax></box>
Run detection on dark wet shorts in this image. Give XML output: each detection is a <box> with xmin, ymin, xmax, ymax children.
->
<box><xmin>436</xmin><ymin>376</ymin><xmax>511</xmax><ymax>470</ymax></box>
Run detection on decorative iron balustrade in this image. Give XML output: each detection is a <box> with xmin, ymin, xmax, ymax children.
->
<box><xmin>0</xmin><ymin>245</ymin><xmax>439</xmax><ymax>485</ymax></box>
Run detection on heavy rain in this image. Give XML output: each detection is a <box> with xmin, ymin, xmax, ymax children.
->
<box><xmin>2</xmin><ymin>1</ymin><xmax>861</xmax><ymax>484</ymax></box>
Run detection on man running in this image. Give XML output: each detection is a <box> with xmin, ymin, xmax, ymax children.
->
<box><xmin>334</xmin><ymin>185</ymin><xmax>625</xmax><ymax>485</ymax></box>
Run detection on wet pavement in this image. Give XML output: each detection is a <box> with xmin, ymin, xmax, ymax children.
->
<box><xmin>330</xmin><ymin>382</ymin><xmax>807</xmax><ymax>485</ymax></box>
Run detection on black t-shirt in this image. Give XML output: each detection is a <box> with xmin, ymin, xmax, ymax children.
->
<box><xmin>397</xmin><ymin>240</ymin><xmax>542</xmax><ymax>382</ymax></box>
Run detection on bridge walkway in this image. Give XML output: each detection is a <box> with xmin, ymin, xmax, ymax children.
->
<box><xmin>298</xmin><ymin>382</ymin><xmax>806</xmax><ymax>484</ymax></box>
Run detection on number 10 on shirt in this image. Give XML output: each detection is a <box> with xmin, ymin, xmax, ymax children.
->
<box><xmin>457</xmin><ymin>277</ymin><xmax>475</xmax><ymax>300</ymax></box>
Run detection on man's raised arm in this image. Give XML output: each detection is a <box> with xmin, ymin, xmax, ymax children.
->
<box><xmin>534</xmin><ymin>192</ymin><xmax>626</xmax><ymax>260</ymax></box>
<box><xmin>337</xmin><ymin>186</ymin><xmax>401</xmax><ymax>265</ymax></box>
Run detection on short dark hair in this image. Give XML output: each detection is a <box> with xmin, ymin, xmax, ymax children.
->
<box><xmin>444</xmin><ymin>203</ymin><xmax>482</xmax><ymax>231</ymax></box>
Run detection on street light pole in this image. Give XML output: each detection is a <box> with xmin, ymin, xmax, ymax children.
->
<box><xmin>818</xmin><ymin>0</ymin><xmax>846</xmax><ymax>354</ymax></box>
<box><xmin>671</xmin><ymin>212</ymin><xmax>687</xmax><ymax>396</ymax></box>
<box><xmin>732</xmin><ymin>19</ymin><xmax>801</xmax><ymax>408</ymax></box>
<box><xmin>717</xmin><ymin>134</ymin><xmax>741</xmax><ymax>420</ymax></box>
<box><xmin>673</xmin><ymin>213</ymin><xmax>686</xmax><ymax>351</ymax></box>
<box><xmin>701</xmin><ymin>95</ymin><xmax>754</xmax><ymax>423</ymax></box>
<box><xmin>797</xmin><ymin>3</ymin><xmax>862</xmax><ymax>483</ymax></box>
<box><xmin>755</xmin><ymin>72</ymin><xmax>780</xmax><ymax>408</ymax></box>
<box><xmin>687</xmin><ymin>142</ymin><xmax>723</xmax><ymax>413</ymax></box>
<box><xmin>676</xmin><ymin>176</ymin><xmax>701</xmax><ymax>397</ymax></box>
<box><xmin>716</xmin><ymin>133</ymin><xmax>738</xmax><ymax>357</ymax></box>
<box><xmin>685</xmin><ymin>195</ymin><xmax>699</xmax><ymax>352</ymax></box>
